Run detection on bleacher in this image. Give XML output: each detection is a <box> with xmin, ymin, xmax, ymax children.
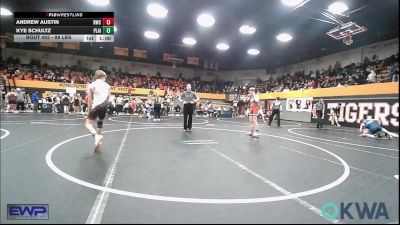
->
<box><xmin>378</xmin><ymin>68</ymin><xmax>390</xmax><ymax>81</ymax></box>
<box><xmin>199</xmin><ymin>100</ymin><xmax>232</xmax><ymax>109</ymax></box>
<box><xmin>256</xmin><ymin>80</ymin><xmax>267</xmax><ymax>91</ymax></box>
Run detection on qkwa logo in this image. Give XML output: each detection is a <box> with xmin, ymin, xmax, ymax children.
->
<box><xmin>322</xmin><ymin>202</ymin><xmax>390</xmax><ymax>220</ymax></box>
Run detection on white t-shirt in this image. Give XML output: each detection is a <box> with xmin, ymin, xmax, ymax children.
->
<box><xmin>109</xmin><ymin>95</ymin><xmax>115</xmax><ymax>102</ymax></box>
<box><xmin>88</xmin><ymin>79</ymin><xmax>110</xmax><ymax>109</ymax></box>
<box><xmin>116</xmin><ymin>96</ymin><xmax>124</xmax><ymax>105</ymax></box>
<box><xmin>233</xmin><ymin>100</ymin><xmax>238</xmax><ymax>107</ymax></box>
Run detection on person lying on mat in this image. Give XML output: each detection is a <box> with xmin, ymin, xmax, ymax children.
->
<box><xmin>359</xmin><ymin>119</ymin><xmax>398</xmax><ymax>139</ymax></box>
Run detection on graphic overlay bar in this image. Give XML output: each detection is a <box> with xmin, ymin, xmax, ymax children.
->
<box><xmin>15</xmin><ymin>18</ymin><xmax>109</xmax><ymax>26</ymax></box>
<box><xmin>14</xmin><ymin>35</ymin><xmax>114</xmax><ymax>42</ymax></box>
<box><xmin>13</xmin><ymin>12</ymin><xmax>114</xmax><ymax>42</ymax></box>
<box><xmin>14</xmin><ymin>12</ymin><xmax>114</xmax><ymax>18</ymax></box>
<box><xmin>15</xmin><ymin>26</ymin><xmax>105</xmax><ymax>34</ymax></box>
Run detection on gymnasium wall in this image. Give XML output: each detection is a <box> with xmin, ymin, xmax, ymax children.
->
<box><xmin>217</xmin><ymin>69</ymin><xmax>268</xmax><ymax>82</ymax></box>
<box><xmin>275</xmin><ymin>38</ymin><xmax>399</xmax><ymax>75</ymax></box>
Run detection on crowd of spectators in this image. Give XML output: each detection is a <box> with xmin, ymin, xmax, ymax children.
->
<box><xmin>1</xmin><ymin>53</ymin><xmax>398</xmax><ymax>98</ymax></box>
<box><xmin>1</xmin><ymin>53</ymin><xmax>398</xmax><ymax>118</ymax></box>
<box><xmin>0</xmin><ymin>86</ymin><xmax>232</xmax><ymax>118</ymax></box>
<box><xmin>257</xmin><ymin>53</ymin><xmax>399</xmax><ymax>93</ymax></box>
<box><xmin>0</xmin><ymin>57</ymin><xmax>235</xmax><ymax>94</ymax></box>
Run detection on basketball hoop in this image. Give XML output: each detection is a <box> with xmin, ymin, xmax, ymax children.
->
<box><xmin>326</xmin><ymin>21</ymin><xmax>367</xmax><ymax>46</ymax></box>
<box><xmin>343</xmin><ymin>32</ymin><xmax>353</xmax><ymax>46</ymax></box>
<box><xmin>170</xmin><ymin>58</ymin><xmax>183</xmax><ymax>69</ymax></box>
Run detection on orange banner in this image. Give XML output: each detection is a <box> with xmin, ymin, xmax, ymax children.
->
<box><xmin>9</xmin><ymin>80</ymin><xmax>164</xmax><ymax>96</ymax></box>
<box><xmin>133</xmin><ymin>49</ymin><xmax>147</xmax><ymax>59</ymax></box>
<box><xmin>114</xmin><ymin>47</ymin><xmax>128</xmax><ymax>56</ymax></box>
<box><xmin>163</xmin><ymin>53</ymin><xmax>173</xmax><ymax>62</ymax></box>
<box><xmin>197</xmin><ymin>93</ymin><xmax>225</xmax><ymax>100</ymax></box>
<box><xmin>63</xmin><ymin>42</ymin><xmax>79</xmax><ymax>50</ymax></box>
<box><xmin>9</xmin><ymin>79</ymin><xmax>227</xmax><ymax>100</ymax></box>
<box><xmin>260</xmin><ymin>82</ymin><xmax>399</xmax><ymax>100</ymax></box>
<box><xmin>40</xmin><ymin>42</ymin><xmax>57</xmax><ymax>48</ymax></box>
<box><xmin>187</xmin><ymin>56</ymin><xmax>199</xmax><ymax>65</ymax></box>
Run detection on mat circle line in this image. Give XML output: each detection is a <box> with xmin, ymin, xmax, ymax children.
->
<box><xmin>0</xmin><ymin>128</ymin><xmax>10</xmax><ymax>139</ymax></box>
<box><xmin>216</xmin><ymin>118</ymin><xmax>302</xmax><ymax>126</ymax></box>
<box><xmin>46</xmin><ymin>126</ymin><xmax>350</xmax><ymax>204</ymax></box>
<box><xmin>108</xmin><ymin>116</ymin><xmax>209</xmax><ymax>125</ymax></box>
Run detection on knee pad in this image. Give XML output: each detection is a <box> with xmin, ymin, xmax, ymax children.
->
<box><xmin>97</xmin><ymin>121</ymin><xmax>103</xmax><ymax>128</ymax></box>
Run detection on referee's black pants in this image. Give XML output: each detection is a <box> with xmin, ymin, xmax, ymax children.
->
<box><xmin>16</xmin><ymin>101</ymin><xmax>25</xmax><ymax>111</ymax></box>
<box><xmin>116</xmin><ymin>104</ymin><xmax>123</xmax><ymax>113</ymax></box>
<box><xmin>268</xmin><ymin>109</ymin><xmax>280</xmax><ymax>126</ymax></box>
<box><xmin>154</xmin><ymin>104</ymin><xmax>161</xmax><ymax>119</ymax></box>
<box><xmin>316</xmin><ymin>110</ymin><xmax>323</xmax><ymax>128</ymax></box>
<box><xmin>183</xmin><ymin>103</ymin><xmax>194</xmax><ymax>130</ymax></box>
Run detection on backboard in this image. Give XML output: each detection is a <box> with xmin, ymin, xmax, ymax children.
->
<box><xmin>326</xmin><ymin>21</ymin><xmax>368</xmax><ymax>40</ymax></box>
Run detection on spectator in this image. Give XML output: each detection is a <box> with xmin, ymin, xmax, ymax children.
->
<box><xmin>390</xmin><ymin>64</ymin><xmax>399</xmax><ymax>82</ymax></box>
<box><xmin>82</xmin><ymin>92</ymin><xmax>88</xmax><ymax>113</ymax></box>
<box><xmin>116</xmin><ymin>95</ymin><xmax>124</xmax><ymax>113</ymax></box>
<box><xmin>32</xmin><ymin>91</ymin><xmax>39</xmax><ymax>112</ymax></box>
<box><xmin>392</xmin><ymin>69</ymin><xmax>399</xmax><ymax>82</ymax></box>
<box><xmin>54</xmin><ymin>94</ymin><xmax>61</xmax><ymax>113</ymax></box>
<box><xmin>62</xmin><ymin>94</ymin><xmax>70</xmax><ymax>114</ymax></box>
<box><xmin>367</xmin><ymin>69</ymin><xmax>376</xmax><ymax>83</ymax></box>
<box><xmin>108</xmin><ymin>94</ymin><xmax>117</xmax><ymax>115</ymax></box>
<box><xmin>73</xmin><ymin>94</ymin><xmax>81</xmax><ymax>113</ymax></box>
<box><xmin>38</xmin><ymin>96</ymin><xmax>43</xmax><ymax>111</ymax></box>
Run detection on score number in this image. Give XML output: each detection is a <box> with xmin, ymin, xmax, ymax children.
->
<box><xmin>102</xmin><ymin>18</ymin><xmax>114</xmax><ymax>34</ymax></box>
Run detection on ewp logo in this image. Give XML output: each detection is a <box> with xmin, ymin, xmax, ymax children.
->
<box><xmin>322</xmin><ymin>202</ymin><xmax>389</xmax><ymax>220</ymax></box>
<box><xmin>7</xmin><ymin>204</ymin><xmax>49</xmax><ymax>220</ymax></box>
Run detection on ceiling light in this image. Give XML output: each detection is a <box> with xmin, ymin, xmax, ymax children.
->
<box><xmin>147</xmin><ymin>3</ymin><xmax>168</xmax><ymax>18</ymax></box>
<box><xmin>281</xmin><ymin>0</ymin><xmax>304</xmax><ymax>7</ymax></box>
<box><xmin>182</xmin><ymin>37</ymin><xmax>197</xmax><ymax>45</ymax></box>
<box><xmin>328</xmin><ymin>2</ymin><xmax>349</xmax><ymax>14</ymax></box>
<box><xmin>0</xmin><ymin>8</ymin><xmax>12</xmax><ymax>16</ymax></box>
<box><xmin>216</xmin><ymin>43</ymin><xmax>229</xmax><ymax>51</ymax></box>
<box><xmin>144</xmin><ymin>31</ymin><xmax>160</xmax><ymax>39</ymax></box>
<box><xmin>276</xmin><ymin>33</ymin><xmax>293</xmax><ymax>42</ymax></box>
<box><xmin>197</xmin><ymin>13</ymin><xmax>215</xmax><ymax>27</ymax></box>
<box><xmin>239</xmin><ymin>25</ymin><xmax>256</xmax><ymax>35</ymax></box>
<box><xmin>87</xmin><ymin>0</ymin><xmax>110</xmax><ymax>6</ymax></box>
<box><xmin>247</xmin><ymin>49</ymin><xmax>260</xmax><ymax>55</ymax></box>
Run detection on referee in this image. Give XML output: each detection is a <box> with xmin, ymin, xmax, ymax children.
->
<box><xmin>268</xmin><ymin>97</ymin><xmax>282</xmax><ymax>126</ymax></box>
<box><xmin>313</xmin><ymin>98</ymin><xmax>325</xmax><ymax>128</ymax></box>
<box><xmin>153</xmin><ymin>88</ymin><xmax>162</xmax><ymax>121</ymax></box>
<box><xmin>179</xmin><ymin>84</ymin><xmax>200</xmax><ymax>132</ymax></box>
